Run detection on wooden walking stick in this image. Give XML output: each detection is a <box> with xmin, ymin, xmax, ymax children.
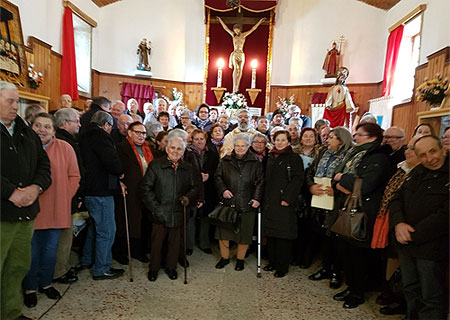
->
<box><xmin>122</xmin><ymin>192</ymin><xmax>133</xmax><ymax>282</ymax></box>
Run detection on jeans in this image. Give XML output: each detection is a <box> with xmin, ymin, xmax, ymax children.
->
<box><xmin>82</xmin><ymin>196</ymin><xmax>116</xmax><ymax>276</ymax></box>
<box><xmin>23</xmin><ymin>229</ymin><xmax>62</xmax><ymax>290</ymax></box>
<box><xmin>398</xmin><ymin>250</ymin><xmax>447</xmax><ymax>319</ymax></box>
<box><xmin>0</xmin><ymin>220</ymin><xmax>34</xmax><ymax>320</ymax></box>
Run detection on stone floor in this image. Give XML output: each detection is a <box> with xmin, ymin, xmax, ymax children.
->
<box><xmin>23</xmin><ymin>245</ymin><xmax>404</xmax><ymax>320</ymax></box>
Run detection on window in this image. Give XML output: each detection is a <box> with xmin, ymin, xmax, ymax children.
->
<box><xmin>73</xmin><ymin>14</ymin><xmax>92</xmax><ymax>95</ymax></box>
<box><xmin>390</xmin><ymin>14</ymin><xmax>422</xmax><ymax>102</ymax></box>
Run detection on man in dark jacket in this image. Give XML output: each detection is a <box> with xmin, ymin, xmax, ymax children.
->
<box><xmin>390</xmin><ymin>135</ymin><xmax>449</xmax><ymax>320</ymax></box>
<box><xmin>79</xmin><ymin>96</ymin><xmax>113</xmax><ymax>135</ymax></box>
<box><xmin>52</xmin><ymin>107</ymin><xmax>84</xmax><ymax>284</ymax></box>
<box><xmin>1</xmin><ymin>81</ymin><xmax>51</xmax><ymax>320</ymax></box>
<box><xmin>141</xmin><ymin>136</ymin><xmax>198</xmax><ymax>282</ymax></box>
<box><xmin>78</xmin><ymin>111</ymin><xmax>124</xmax><ymax>280</ymax></box>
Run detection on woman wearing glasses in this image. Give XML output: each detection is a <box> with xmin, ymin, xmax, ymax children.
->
<box><xmin>114</xmin><ymin>122</ymin><xmax>154</xmax><ymax>264</ymax></box>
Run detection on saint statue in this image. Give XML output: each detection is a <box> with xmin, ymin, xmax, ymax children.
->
<box><xmin>322</xmin><ymin>42</ymin><xmax>340</xmax><ymax>77</ymax></box>
<box><xmin>217</xmin><ymin>16</ymin><xmax>266</xmax><ymax>93</ymax></box>
<box><xmin>137</xmin><ymin>38</ymin><xmax>151</xmax><ymax>71</ymax></box>
<box><xmin>323</xmin><ymin>67</ymin><xmax>355</xmax><ymax>128</ymax></box>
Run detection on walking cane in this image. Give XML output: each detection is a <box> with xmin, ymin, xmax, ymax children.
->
<box><xmin>183</xmin><ymin>205</ymin><xmax>188</xmax><ymax>284</ymax></box>
<box><xmin>257</xmin><ymin>206</ymin><xmax>262</xmax><ymax>278</ymax></box>
<box><xmin>122</xmin><ymin>192</ymin><xmax>133</xmax><ymax>282</ymax></box>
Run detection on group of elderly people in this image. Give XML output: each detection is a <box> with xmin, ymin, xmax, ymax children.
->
<box><xmin>2</xmin><ymin>81</ymin><xmax>448</xmax><ymax>320</ymax></box>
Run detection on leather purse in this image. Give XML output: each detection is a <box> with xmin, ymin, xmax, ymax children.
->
<box><xmin>208</xmin><ymin>200</ymin><xmax>239</xmax><ymax>230</ymax></box>
<box><xmin>330</xmin><ymin>178</ymin><xmax>368</xmax><ymax>241</ymax></box>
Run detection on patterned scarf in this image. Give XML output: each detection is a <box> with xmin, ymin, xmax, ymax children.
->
<box><xmin>127</xmin><ymin>136</ymin><xmax>154</xmax><ymax>175</ymax></box>
<box><xmin>196</xmin><ymin>118</ymin><xmax>210</xmax><ymax>130</ymax></box>
<box><xmin>315</xmin><ymin>149</ymin><xmax>345</xmax><ymax>178</ymax></box>
<box><xmin>378</xmin><ymin>166</ymin><xmax>410</xmax><ymax>215</ymax></box>
<box><xmin>335</xmin><ymin>140</ymin><xmax>379</xmax><ymax>175</ymax></box>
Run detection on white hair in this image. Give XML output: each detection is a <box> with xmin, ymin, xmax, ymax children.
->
<box><xmin>233</xmin><ymin>133</ymin><xmax>250</xmax><ymax>147</ymax></box>
<box><xmin>167</xmin><ymin>136</ymin><xmax>186</xmax><ymax>151</ymax></box>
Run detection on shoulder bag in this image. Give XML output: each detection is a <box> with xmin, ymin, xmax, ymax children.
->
<box><xmin>330</xmin><ymin>178</ymin><xmax>368</xmax><ymax>241</ymax></box>
<box><xmin>208</xmin><ymin>199</ymin><xmax>240</xmax><ymax>232</ymax></box>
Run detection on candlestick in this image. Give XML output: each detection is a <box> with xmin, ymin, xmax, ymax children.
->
<box><xmin>250</xmin><ymin>59</ymin><xmax>258</xmax><ymax>89</ymax></box>
<box><xmin>217</xmin><ymin>58</ymin><xmax>225</xmax><ymax>88</ymax></box>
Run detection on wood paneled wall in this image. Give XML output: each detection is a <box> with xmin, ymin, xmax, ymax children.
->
<box><xmin>392</xmin><ymin>46</ymin><xmax>450</xmax><ymax>139</ymax></box>
<box><xmin>269</xmin><ymin>83</ymin><xmax>383</xmax><ymax>117</ymax></box>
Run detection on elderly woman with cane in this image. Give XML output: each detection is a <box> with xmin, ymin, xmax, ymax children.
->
<box><xmin>141</xmin><ymin>136</ymin><xmax>198</xmax><ymax>282</ymax></box>
<box><xmin>214</xmin><ymin>134</ymin><xmax>264</xmax><ymax>271</ymax></box>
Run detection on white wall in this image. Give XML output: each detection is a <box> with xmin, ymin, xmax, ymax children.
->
<box><xmin>386</xmin><ymin>0</ymin><xmax>450</xmax><ymax>65</ymax></box>
<box><xmin>271</xmin><ymin>0</ymin><xmax>387</xmax><ymax>85</ymax></box>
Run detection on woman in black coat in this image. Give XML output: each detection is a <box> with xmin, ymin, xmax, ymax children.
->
<box><xmin>262</xmin><ymin>130</ymin><xmax>304</xmax><ymax>278</ymax></box>
<box><xmin>332</xmin><ymin>122</ymin><xmax>391</xmax><ymax>309</ymax></box>
<box><xmin>214</xmin><ymin>134</ymin><xmax>264</xmax><ymax>271</ymax></box>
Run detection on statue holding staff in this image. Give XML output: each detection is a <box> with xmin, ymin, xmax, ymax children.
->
<box><xmin>217</xmin><ymin>16</ymin><xmax>266</xmax><ymax>93</ymax></box>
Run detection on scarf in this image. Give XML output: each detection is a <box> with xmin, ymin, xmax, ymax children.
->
<box><xmin>196</xmin><ymin>118</ymin><xmax>210</xmax><ymax>130</ymax></box>
<box><xmin>335</xmin><ymin>140</ymin><xmax>379</xmax><ymax>175</ymax></box>
<box><xmin>127</xmin><ymin>136</ymin><xmax>154</xmax><ymax>175</ymax></box>
<box><xmin>270</xmin><ymin>146</ymin><xmax>290</xmax><ymax>158</ymax></box>
<box><xmin>378</xmin><ymin>163</ymin><xmax>412</xmax><ymax>215</ymax></box>
<box><xmin>315</xmin><ymin>149</ymin><xmax>345</xmax><ymax>178</ymax></box>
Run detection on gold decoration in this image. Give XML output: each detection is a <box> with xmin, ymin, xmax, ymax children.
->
<box><xmin>211</xmin><ymin>87</ymin><xmax>226</xmax><ymax>104</ymax></box>
<box><xmin>246</xmin><ymin>88</ymin><xmax>261</xmax><ymax>105</ymax></box>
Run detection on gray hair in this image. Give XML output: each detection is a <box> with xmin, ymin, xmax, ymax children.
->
<box><xmin>288</xmin><ymin>116</ymin><xmax>303</xmax><ymax>127</ymax></box>
<box><xmin>154</xmin><ymin>98</ymin><xmax>167</xmax><ymax>108</ymax></box>
<box><xmin>112</xmin><ymin>100</ymin><xmax>125</xmax><ymax>107</ymax></box>
<box><xmin>251</xmin><ymin>132</ymin><xmax>268</xmax><ymax>144</ymax></box>
<box><xmin>34</xmin><ymin>112</ymin><xmax>56</xmax><ymax>129</ymax></box>
<box><xmin>180</xmin><ymin>110</ymin><xmax>192</xmax><ymax>119</ymax></box>
<box><xmin>54</xmin><ymin>107</ymin><xmax>79</xmax><ymax>127</ymax></box>
<box><xmin>168</xmin><ymin>128</ymin><xmax>188</xmax><ymax>142</ymax></box>
<box><xmin>330</xmin><ymin>126</ymin><xmax>353</xmax><ymax>153</ymax></box>
<box><xmin>314</xmin><ymin>119</ymin><xmax>330</xmax><ymax>131</ymax></box>
<box><xmin>287</xmin><ymin>105</ymin><xmax>300</xmax><ymax>113</ymax></box>
<box><xmin>90</xmin><ymin>111</ymin><xmax>113</xmax><ymax>126</ymax></box>
<box><xmin>0</xmin><ymin>81</ymin><xmax>17</xmax><ymax>94</ymax></box>
<box><xmin>238</xmin><ymin>109</ymin><xmax>250</xmax><ymax>117</ymax></box>
<box><xmin>25</xmin><ymin>104</ymin><xmax>45</xmax><ymax>122</ymax></box>
<box><xmin>218</xmin><ymin>114</ymin><xmax>229</xmax><ymax>121</ymax></box>
<box><xmin>145</xmin><ymin>123</ymin><xmax>163</xmax><ymax>138</ymax></box>
<box><xmin>360</xmin><ymin>112</ymin><xmax>377</xmax><ymax>124</ymax></box>
<box><xmin>233</xmin><ymin>133</ymin><xmax>250</xmax><ymax>147</ymax></box>
<box><xmin>270</xmin><ymin>126</ymin><xmax>285</xmax><ymax>135</ymax></box>
<box><xmin>386</xmin><ymin>126</ymin><xmax>405</xmax><ymax>138</ymax></box>
<box><xmin>167</xmin><ymin>136</ymin><xmax>186</xmax><ymax>151</ymax></box>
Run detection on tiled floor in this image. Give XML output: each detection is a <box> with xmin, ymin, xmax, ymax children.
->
<box><xmin>23</xmin><ymin>245</ymin><xmax>404</xmax><ymax>320</ymax></box>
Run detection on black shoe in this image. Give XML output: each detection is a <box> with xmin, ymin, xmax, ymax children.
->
<box><xmin>72</xmin><ymin>264</ymin><xmax>92</xmax><ymax>272</ymax></box>
<box><xmin>298</xmin><ymin>263</ymin><xmax>310</xmax><ymax>269</ymax></box>
<box><xmin>235</xmin><ymin>259</ymin><xmax>245</xmax><ymax>271</ymax></box>
<box><xmin>186</xmin><ymin>249</ymin><xmax>193</xmax><ymax>256</ymax></box>
<box><xmin>148</xmin><ymin>270</ymin><xmax>158</xmax><ymax>282</ymax></box>
<box><xmin>274</xmin><ymin>271</ymin><xmax>286</xmax><ymax>278</ymax></box>
<box><xmin>15</xmin><ymin>315</ymin><xmax>34</xmax><ymax>320</ymax></box>
<box><xmin>114</xmin><ymin>256</ymin><xmax>129</xmax><ymax>265</ymax></box>
<box><xmin>93</xmin><ymin>268</ymin><xmax>124</xmax><ymax>280</ymax></box>
<box><xmin>53</xmin><ymin>270</ymin><xmax>79</xmax><ymax>284</ymax></box>
<box><xmin>263</xmin><ymin>264</ymin><xmax>275</xmax><ymax>272</ymax></box>
<box><xmin>38</xmin><ymin>286</ymin><xmax>61</xmax><ymax>300</ymax></box>
<box><xmin>201</xmin><ymin>248</ymin><xmax>213</xmax><ymax>254</ymax></box>
<box><xmin>215</xmin><ymin>258</ymin><xmax>230</xmax><ymax>269</ymax></box>
<box><xmin>135</xmin><ymin>255</ymin><xmax>149</xmax><ymax>263</ymax></box>
<box><xmin>308</xmin><ymin>268</ymin><xmax>331</xmax><ymax>281</ymax></box>
<box><xmin>380</xmin><ymin>303</ymin><xmax>406</xmax><ymax>315</ymax></box>
<box><xmin>343</xmin><ymin>295</ymin><xmax>364</xmax><ymax>309</ymax></box>
<box><xmin>329</xmin><ymin>273</ymin><xmax>342</xmax><ymax>289</ymax></box>
<box><xmin>164</xmin><ymin>269</ymin><xmax>178</xmax><ymax>280</ymax></box>
<box><xmin>376</xmin><ymin>291</ymin><xmax>395</xmax><ymax>305</ymax></box>
<box><xmin>178</xmin><ymin>257</ymin><xmax>189</xmax><ymax>268</ymax></box>
<box><xmin>23</xmin><ymin>292</ymin><xmax>37</xmax><ymax>308</ymax></box>
<box><xmin>333</xmin><ymin>288</ymin><xmax>351</xmax><ymax>301</ymax></box>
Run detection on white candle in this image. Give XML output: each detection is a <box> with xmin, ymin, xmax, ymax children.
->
<box><xmin>250</xmin><ymin>59</ymin><xmax>258</xmax><ymax>89</ymax></box>
<box><xmin>217</xmin><ymin>68</ymin><xmax>222</xmax><ymax>88</ymax></box>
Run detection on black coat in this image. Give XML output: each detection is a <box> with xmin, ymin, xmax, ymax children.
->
<box><xmin>1</xmin><ymin>116</ymin><xmax>51</xmax><ymax>221</ymax></box>
<box><xmin>390</xmin><ymin>155</ymin><xmax>449</xmax><ymax>261</ymax></box>
<box><xmin>337</xmin><ymin>144</ymin><xmax>391</xmax><ymax>247</ymax></box>
<box><xmin>214</xmin><ymin>151</ymin><xmax>264</xmax><ymax>212</ymax></box>
<box><xmin>262</xmin><ymin>147</ymin><xmax>304</xmax><ymax>239</ymax></box>
<box><xmin>140</xmin><ymin>157</ymin><xmax>198</xmax><ymax>228</ymax></box>
<box><xmin>78</xmin><ymin>123</ymin><xmax>123</xmax><ymax>196</ymax></box>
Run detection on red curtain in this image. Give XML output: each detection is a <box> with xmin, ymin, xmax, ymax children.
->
<box><xmin>382</xmin><ymin>25</ymin><xmax>404</xmax><ymax>97</ymax></box>
<box><xmin>61</xmin><ymin>7</ymin><xmax>79</xmax><ymax>100</ymax></box>
<box><xmin>120</xmin><ymin>82</ymin><xmax>156</xmax><ymax>113</ymax></box>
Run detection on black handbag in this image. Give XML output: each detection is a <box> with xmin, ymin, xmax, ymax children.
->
<box><xmin>330</xmin><ymin>178</ymin><xmax>368</xmax><ymax>241</ymax></box>
<box><xmin>208</xmin><ymin>200</ymin><xmax>240</xmax><ymax>231</ymax></box>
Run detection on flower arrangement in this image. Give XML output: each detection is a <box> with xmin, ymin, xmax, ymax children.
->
<box><xmin>28</xmin><ymin>64</ymin><xmax>44</xmax><ymax>89</ymax></box>
<box><xmin>416</xmin><ymin>75</ymin><xmax>449</xmax><ymax>106</ymax></box>
<box><xmin>275</xmin><ymin>94</ymin><xmax>296</xmax><ymax>115</ymax></box>
<box><xmin>222</xmin><ymin>92</ymin><xmax>248</xmax><ymax>109</ymax></box>
<box><xmin>163</xmin><ymin>88</ymin><xmax>184</xmax><ymax>108</ymax></box>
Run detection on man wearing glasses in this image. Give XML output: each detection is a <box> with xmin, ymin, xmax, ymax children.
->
<box><xmin>383</xmin><ymin>126</ymin><xmax>406</xmax><ymax>176</ymax></box>
<box><xmin>220</xmin><ymin>109</ymin><xmax>257</xmax><ymax>157</ymax></box>
<box><xmin>78</xmin><ymin>111</ymin><xmax>125</xmax><ymax>280</ymax></box>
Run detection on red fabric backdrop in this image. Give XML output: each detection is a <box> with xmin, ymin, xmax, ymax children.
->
<box><xmin>206</xmin><ymin>13</ymin><xmax>270</xmax><ymax>112</ymax></box>
<box><xmin>120</xmin><ymin>82</ymin><xmax>156</xmax><ymax>112</ymax></box>
<box><xmin>382</xmin><ymin>25</ymin><xmax>404</xmax><ymax>97</ymax></box>
<box><xmin>61</xmin><ymin>7</ymin><xmax>79</xmax><ymax>100</ymax></box>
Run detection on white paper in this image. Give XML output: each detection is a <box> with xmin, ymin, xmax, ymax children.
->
<box><xmin>311</xmin><ymin>177</ymin><xmax>334</xmax><ymax>210</ymax></box>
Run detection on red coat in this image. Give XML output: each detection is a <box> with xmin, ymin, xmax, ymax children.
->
<box><xmin>35</xmin><ymin>138</ymin><xmax>80</xmax><ymax>229</ymax></box>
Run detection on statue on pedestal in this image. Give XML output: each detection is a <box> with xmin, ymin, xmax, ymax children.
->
<box><xmin>137</xmin><ymin>38</ymin><xmax>151</xmax><ymax>71</ymax></box>
<box><xmin>322</xmin><ymin>42</ymin><xmax>340</xmax><ymax>77</ymax></box>
<box><xmin>217</xmin><ymin>16</ymin><xmax>265</xmax><ymax>93</ymax></box>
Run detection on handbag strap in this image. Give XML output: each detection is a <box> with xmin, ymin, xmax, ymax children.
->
<box><xmin>220</xmin><ymin>196</ymin><xmax>236</xmax><ymax>208</ymax></box>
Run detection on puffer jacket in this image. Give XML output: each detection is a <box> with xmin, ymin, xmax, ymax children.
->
<box><xmin>214</xmin><ymin>151</ymin><xmax>264</xmax><ymax>212</ymax></box>
<box><xmin>140</xmin><ymin>157</ymin><xmax>198</xmax><ymax>227</ymax></box>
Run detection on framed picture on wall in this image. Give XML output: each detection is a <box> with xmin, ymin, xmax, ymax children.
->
<box><xmin>0</xmin><ymin>0</ymin><xmax>28</xmax><ymax>87</ymax></box>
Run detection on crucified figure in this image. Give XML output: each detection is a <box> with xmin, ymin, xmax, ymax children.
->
<box><xmin>217</xmin><ymin>16</ymin><xmax>266</xmax><ymax>93</ymax></box>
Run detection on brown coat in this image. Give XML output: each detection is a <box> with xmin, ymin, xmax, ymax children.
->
<box><xmin>115</xmin><ymin>140</ymin><xmax>152</xmax><ymax>238</ymax></box>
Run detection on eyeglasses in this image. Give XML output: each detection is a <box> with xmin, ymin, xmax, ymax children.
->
<box><xmin>180</xmin><ymin>117</ymin><xmax>190</xmax><ymax>120</ymax></box>
<box><xmin>199</xmin><ymin>111</ymin><xmax>209</xmax><ymax>114</ymax></box>
<box><xmin>66</xmin><ymin>119</ymin><xmax>80</xmax><ymax>124</ymax></box>
<box><xmin>442</xmin><ymin>135</ymin><xmax>450</xmax><ymax>139</ymax></box>
<box><xmin>353</xmin><ymin>133</ymin><xmax>370</xmax><ymax>137</ymax></box>
<box><xmin>383</xmin><ymin>135</ymin><xmax>404</xmax><ymax>140</ymax></box>
<box><xmin>253</xmin><ymin>141</ymin><xmax>266</xmax><ymax>145</ymax></box>
<box><xmin>131</xmin><ymin>130</ymin><xmax>146</xmax><ymax>136</ymax></box>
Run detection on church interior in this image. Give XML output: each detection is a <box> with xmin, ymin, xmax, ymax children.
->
<box><xmin>1</xmin><ymin>0</ymin><xmax>449</xmax><ymax>319</ymax></box>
